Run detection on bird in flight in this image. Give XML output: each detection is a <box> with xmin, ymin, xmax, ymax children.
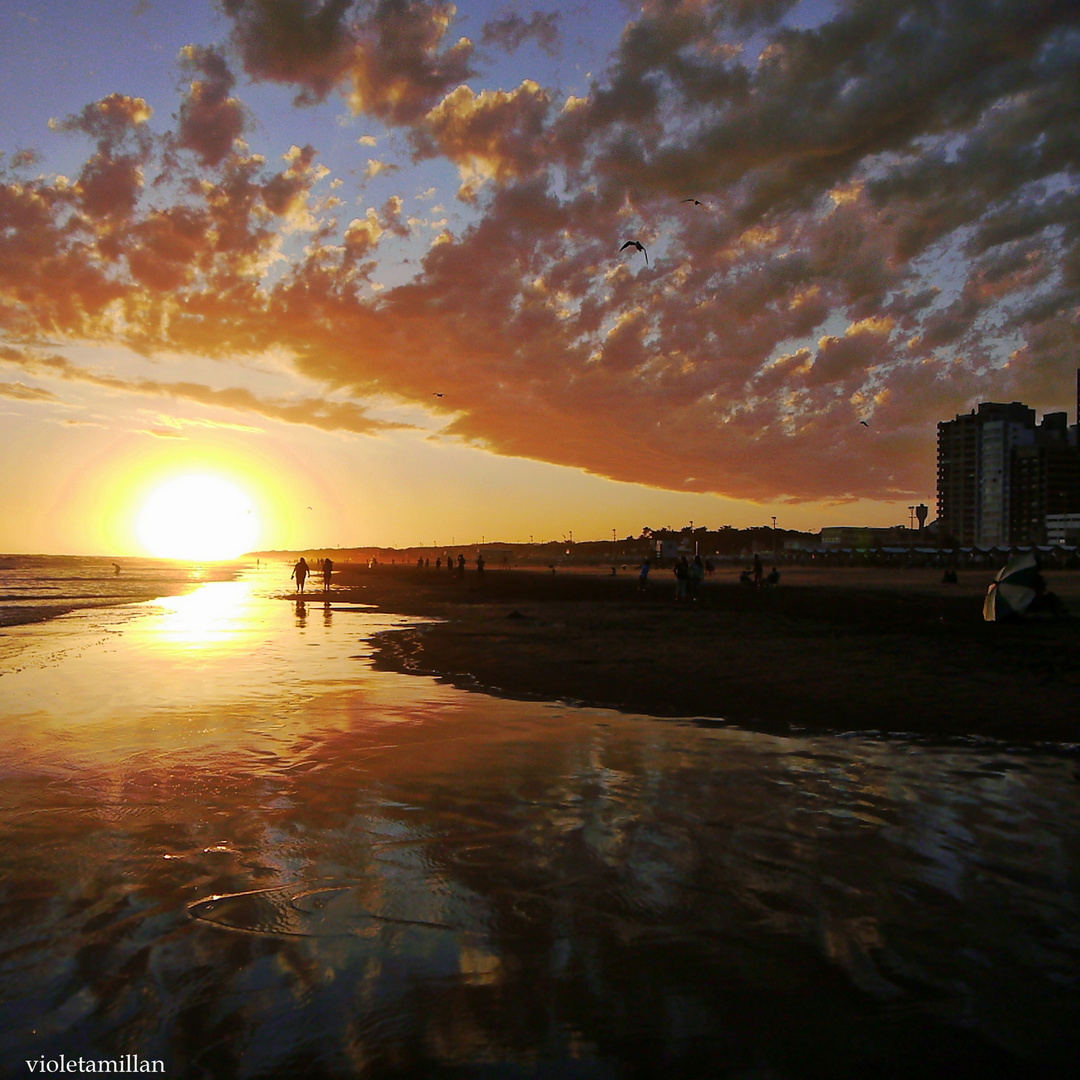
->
<box><xmin>859</xmin><ymin>420</ymin><xmax>870</xmax><ymax>427</ymax></box>
<box><xmin>620</xmin><ymin>239</ymin><xmax>648</xmax><ymax>264</ymax></box>
<box><xmin>432</xmin><ymin>392</ymin><xmax>444</xmax><ymax>397</ymax></box>
<box><xmin>681</xmin><ymin>198</ymin><xmax>704</xmax><ymax>206</ymax></box>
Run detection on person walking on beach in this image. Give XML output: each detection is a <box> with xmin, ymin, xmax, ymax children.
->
<box><xmin>752</xmin><ymin>553</ymin><xmax>763</xmax><ymax>588</ymax></box>
<box><xmin>457</xmin><ymin>553</ymin><xmax>466</xmax><ymax>577</ymax></box>
<box><xmin>476</xmin><ymin>552</ymin><xmax>485</xmax><ymax>575</ymax></box>
<box><xmin>674</xmin><ymin>556</ymin><xmax>689</xmax><ymax>601</ymax></box>
<box><xmin>688</xmin><ymin>555</ymin><xmax>705</xmax><ymax>601</ymax></box>
<box><xmin>638</xmin><ymin>558</ymin><xmax>651</xmax><ymax>592</ymax></box>
<box><xmin>321</xmin><ymin>557</ymin><xmax>333</xmax><ymax>591</ymax></box>
<box><xmin>291</xmin><ymin>557</ymin><xmax>310</xmax><ymax>594</ymax></box>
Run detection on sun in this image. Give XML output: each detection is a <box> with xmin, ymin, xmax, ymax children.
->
<box><xmin>135</xmin><ymin>474</ymin><xmax>260</xmax><ymax>561</ymax></box>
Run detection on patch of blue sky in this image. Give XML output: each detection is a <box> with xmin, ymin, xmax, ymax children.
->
<box><xmin>0</xmin><ymin>0</ymin><xmax>221</xmax><ymax>168</ymax></box>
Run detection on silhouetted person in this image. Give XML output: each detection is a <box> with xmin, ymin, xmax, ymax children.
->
<box><xmin>322</xmin><ymin>557</ymin><xmax>333</xmax><ymax>591</ymax></box>
<box><xmin>688</xmin><ymin>555</ymin><xmax>705</xmax><ymax>600</ymax></box>
<box><xmin>291</xmin><ymin>557</ymin><xmax>310</xmax><ymax>594</ymax></box>
<box><xmin>1029</xmin><ymin>564</ymin><xmax>1068</xmax><ymax>618</ymax></box>
<box><xmin>457</xmin><ymin>553</ymin><xmax>466</xmax><ymax>577</ymax></box>
<box><xmin>112</xmin><ymin>563</ymin><xmax>121</xmax><ymax>575</ymax></box>
<box><xmin>752</xmin><ymin>553</ymin><xmax>763</xmax><ymax>587</ymax></box>
<box><xmin>638</xmin><ymin>558</ymin><xmax>651</xmax><ymax>592</ymax></box>
<box><xmin>766</xmin><ymin>567</ymin><xmax>780</xmax><ymax>586</ymax></box>
<box><xmin>674</xmin><ymin>556</ymin><xmax>689</xmax><ymax>601</ymax></box>
<box><xmin>476</xmin><ymin>553</ymin><xmax>485</xmax><ymax>575</ymax></box>
<box><xmin>436</xmin><ymin>557</ymin><xmax>442</xmax><ymax>570</ymax></box>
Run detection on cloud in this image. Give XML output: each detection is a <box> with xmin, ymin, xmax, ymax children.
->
<box><xmin>410</xmin><ymin>81</ymin><xmax>553</xmax><ymax>187</ymax></box>
<box><xmin>0</xmin><ymin>381</ymin><xmax>61</xmax><ymax>402</ymax></box>
<box><xmin>480</xmin><ymin>10</ymin><xmax>560</xmax><ymax>57</ymax></box>
<box><xmin>0</xmin><ymin>348</ymin><xmax>408</xmax><ymax>436</ymax></box>
<box><xmin>222</xmin><ymin>0</ymin><xmax>359</xmax><ymax>105</ymax></box>
<box><xmin>361</xmin><ymin>157</ymin><xmax>399</xmax><ymax>180</ymax></box>
<box><xmin>223</xmin><ymin>0</ymin><xmax>476</xmax><ymax>123</ymax></box>
<box><xmin>3</xmin><ymin>0</ymin><xmax>1079</xmax><ymax>509</ymax></box>
<box><xmin>50</xmin><ymin>93</ymin><xmax>155</xmax><ymax>218</ymax></box>
<box><xmin>175</xmin><ymin>45</ymin><xmax>248</xmax><ymax>167</ymax></box>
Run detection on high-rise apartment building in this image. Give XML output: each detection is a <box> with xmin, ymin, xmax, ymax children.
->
<box><xmin>936</xmin><ymin>402</ymin><xmax>1034</xmax><ymax>546</ymax></box>
<box><xmin>1010</xmin><ymin>413</ymin><xmax>1080</xmax><ymax>544</ymax></box>
<box><xmin>937</xmin><ymin>389</ymin><xmax>1080</xmax><ymax>547</ymax></box>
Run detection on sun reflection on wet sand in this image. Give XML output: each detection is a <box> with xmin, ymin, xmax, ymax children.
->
<box><xmin>0</xmin><ymin>577</ymin><xmax>436</xmax><ymax>767</ymax></box>
<box><xmin>137</xmin><ymin>579</ymin><xmax>261</xmax><ymax>651</ymax></box>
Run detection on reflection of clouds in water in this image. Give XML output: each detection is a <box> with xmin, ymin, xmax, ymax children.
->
<box><xmin>1</xmin><ymin>623</ymin><xmax>1077</xmax><ymax>1078</ymax></box>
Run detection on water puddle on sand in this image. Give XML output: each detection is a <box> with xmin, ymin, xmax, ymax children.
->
<box><xmin>1</xmin><ymin>573</ymin><xmax>1078</xmax><ymax>1077</ymax></box>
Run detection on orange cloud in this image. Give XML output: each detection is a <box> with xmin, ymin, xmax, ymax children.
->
<box><xmin>175</xmin><ymin>45</ymin><xmax>248</xmax><ymax>167</ymax></box>
<box><xmin>0</xmin><ymin>348</ymin><xmax>408</xmax><ymax>437</ymax></box>
<box><xmin>0</xmin><ymin>381</ymin><xmax>61</xmax><ymax>402</ymax></box>
<box><xmin>411</xmin><ymin>81</ymin><xmax>554</xmax><ymax>186</ymax></box>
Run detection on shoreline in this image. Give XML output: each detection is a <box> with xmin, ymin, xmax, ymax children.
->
<box><xmin>0</xmin><ymin>561</ymin><xmax>246</xmax><ymax>630</ymax></box>
<box><xmin>304</xmin><ymin>565</ymin><xmax>1080</xmax><ymax>746</ymax></box>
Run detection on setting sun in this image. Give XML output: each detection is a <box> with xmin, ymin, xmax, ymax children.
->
<box><xmin>135</xmin><ymin>474</ymin><xmax>260</xmax><ymax>561</ymax></box>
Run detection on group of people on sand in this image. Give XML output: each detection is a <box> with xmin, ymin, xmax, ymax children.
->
<box><xmin>637</xmin><ymin>550</ymin><xmax>781</xmax><ymax>600</ymax></box>
<box><xmin>673</xmin><ymin>555</ymin><xmax>707</xmax><ymax>601</ymax></box>
<box><xmin>290</xmin><ymin>556</ymin><xmax>332</xmax><ymax>594</ymax></box>
<box><xmin>432</xmin><ymin>553</ymin><xmax>484</xmax><ymax>577</ymax></box>
<box><xmin>739</xmin><ymin>553</ymin><xmax>780</xmax><ymax>588</ymax></box>
<box><xmin>637</xmin><ymin>553</ymin><xmax>742</xmax><ymax>601</ymax></box>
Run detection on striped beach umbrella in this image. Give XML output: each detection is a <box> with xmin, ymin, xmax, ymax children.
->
<box><xmin>982</xmin><ymin>551</ymin><xmax>1041</xmax><ymax>622</ymax></box>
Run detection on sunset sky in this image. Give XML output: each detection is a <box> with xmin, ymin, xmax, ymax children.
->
<box><xmin>1</xmin><ymin>0</ymin><xmax>1078</xmax><ymax>557</ymax></box>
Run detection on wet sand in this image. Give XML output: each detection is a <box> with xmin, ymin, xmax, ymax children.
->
<box><xmin>318</xmin><ymin>565</ymin><xmax>1080</xmax><ymax>744</ymax></box>
<box><xmin>3</xmin><ymin>572</ymin><xmax>1078</xmax><ymax>1075</ymax></box>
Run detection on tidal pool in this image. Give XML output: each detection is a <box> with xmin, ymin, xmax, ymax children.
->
<box><xmin>0</xmin><ymin>573</ymin><xmax>1077</xmax><ymax>1078</ymax></box>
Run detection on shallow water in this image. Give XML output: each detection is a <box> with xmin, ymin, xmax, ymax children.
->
<box><xmin>0</xmin><ymin>554</ymin><xmax>241</xmax><ymax>630</ymax></box>
<box><xmin>0</xmin><ymin>571</ymin><xmax>1077</xmax><ymax>1078</ymax></box>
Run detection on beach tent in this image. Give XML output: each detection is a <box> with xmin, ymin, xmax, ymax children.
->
<box><xmin>983</xmin><ymin>551</ymin><xmax>1041</xmax><ymax>622</ymax></box>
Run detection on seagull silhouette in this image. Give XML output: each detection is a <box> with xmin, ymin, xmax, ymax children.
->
<box><xmin>620</xmin><ymin>239</ymin><xmax>648</xmax><ymax>264</ymax></box>
<box><xmin>680</xmin><ymin>198</ymin><xmax>704</xmax><ymax>206</ymax></box>
<box><xmin>432</xmin><ymin>392</ymin><xmax>444</xmax><ymax>397</ymax></box>
<box><xmin>859</xmin><ymin>420</ymin><xmax>870</xmax><ymax>427</ymax></box>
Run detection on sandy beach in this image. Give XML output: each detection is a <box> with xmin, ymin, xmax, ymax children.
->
<box><xmin>316</xmin><ymin>563</ymin><xmax>1080</xmax><ymax>745</ymax></box>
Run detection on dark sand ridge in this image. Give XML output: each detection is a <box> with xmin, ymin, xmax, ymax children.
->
<box><xmin>293</xmin><ymin>564</ymin><xmax>1080</xmax><ymax>745</ymax></box>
